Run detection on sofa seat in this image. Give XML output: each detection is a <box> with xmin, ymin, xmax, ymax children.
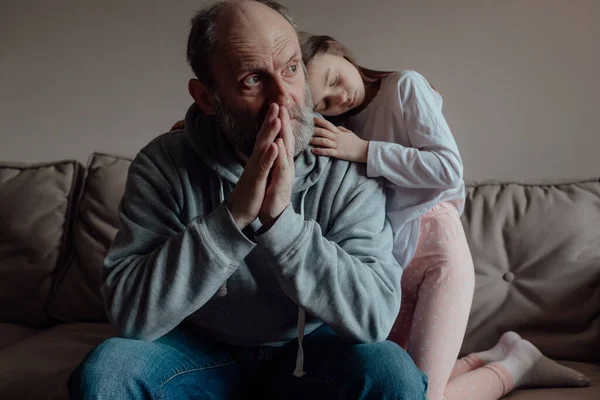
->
<box><xmin>506</xmin><ymin>362</ymin><xmax>600</xmax><ymax>399</ymax></box>
<box><xmin>0</xmin><ymin>323</ymin><xmax>115</xmax><ymax>400</ymax></box>
<box><xmin>0</xmin><ymin>323</ymin><xmax>38</xmax><ymax>350</ymax></box>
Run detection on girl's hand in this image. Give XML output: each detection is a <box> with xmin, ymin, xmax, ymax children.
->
<box><xmin>170</xmin><ymin>119</ymin><xmax>185</xmax><ymax>131</ymax></box>
<box><xmin>310</xmin><ymin>117</ymin><xmax>369</xmax><ymax>163</ymax></box>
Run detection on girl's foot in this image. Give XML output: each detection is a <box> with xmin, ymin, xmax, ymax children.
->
<box><xmin>500</xmin><ymin>339</ymin><xmax>590</xmax><ymax>388</ymax></box>
<box><xmin>473</xmin><ymin>331</ymin><xmax>521</xmax><ymax>363</ymax></box>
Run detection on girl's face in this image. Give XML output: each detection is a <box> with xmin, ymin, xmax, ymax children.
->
<box><xmin>306</xmin><ymin>52</ymin><xmax>365</xmax><ymax>117</ymax></box>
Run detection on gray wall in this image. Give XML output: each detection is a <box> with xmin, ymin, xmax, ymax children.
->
<box><xmin>1</xmin><ymin>0</ymin><xmax>598</xmax><ymax>181</ymax></box>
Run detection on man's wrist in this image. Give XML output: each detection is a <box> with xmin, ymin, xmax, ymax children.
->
<box><xmin>259</xmin><ymin>215</ymin><xmax>278</xmax><ymax>232</ymax></box>
<box><xmin>203</xmin><ymin>202</ymin><xmax>257</xmax><ymax>264</ymax></box>
<box><xmin>226</xmin><ymin>199</ymin><xmax>250</xmax><ymax>230</ymax></box>
<box><xmin>258</xmin><ymin>206</ymin><xmax>287</xmax><ymax>233</ymax></box>
<box><xmin>255</xmin><ymin>205</ymin><xmax>306</xmax><ymax>260</ymax></box>
<box><xmin>257</xmin><ymin>218</ymin><xmax>276</xmax><ymax>234</ymax></box>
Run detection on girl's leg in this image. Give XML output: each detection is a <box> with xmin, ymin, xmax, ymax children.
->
<box><xmin>389</xmin><ymin>204</ymin><xmax>475</xmax><ymax>400</ymax></box>
<box><xmin>387</xmin><ymin>274</ymin><xmax>417</xmax><ymax>350</ymax></box>
<box><xmin>389</xmin><ymin>205</ymin><xmax>589</xmax><ymax>400</ymax></box>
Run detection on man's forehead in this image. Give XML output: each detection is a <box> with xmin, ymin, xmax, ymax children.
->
<box><xmin>216</xmin><ymin>30</ymin><xmax>300</xmax><ymax>73</ymax></box>
<box><xmin>213</xmin><ymin>2</ymin><xmax>299</xmax><ymax>72</ymax></box>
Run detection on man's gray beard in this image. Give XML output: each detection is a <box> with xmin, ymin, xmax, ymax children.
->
<box><xmin>214</xmin><ymin>82</ymin><xmax>314</xmax><ymax>157</ymax></box>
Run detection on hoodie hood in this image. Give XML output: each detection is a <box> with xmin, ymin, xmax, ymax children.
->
<box><xmin>184</xmin><ymin>103</ymin><xmax>329</xmax><ymax>194</ymax></box>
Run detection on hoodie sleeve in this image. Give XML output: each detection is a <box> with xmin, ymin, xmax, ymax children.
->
<box><xmin>366</xmin><ymin>71</ymin><xmax>463</xmax><ymax>190</ymax></box>
<box><xmin>255</xmin><ymin>172</ymin><xmax>401</xmax><ymax>343</ymax></box>
<box><xmin>102</xmin><ymin>149</ymin><xmax>256</xmax><ymax>341</ymax></box>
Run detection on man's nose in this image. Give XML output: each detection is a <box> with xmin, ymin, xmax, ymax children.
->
<box><xmin>270</xmin><ymin>76</ymin><xmax>292</xmax><ymax>108</ymax></box>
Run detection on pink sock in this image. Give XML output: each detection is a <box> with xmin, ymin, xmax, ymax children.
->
<box><xmin>449</xmin><ymin>354</ymin><xmax>485</xmax><ymax>380</ymax></box>
<box><xmin>445</xmin><ymin>362</ymin><xmax>514</xmax><ymax>400</ymax></box>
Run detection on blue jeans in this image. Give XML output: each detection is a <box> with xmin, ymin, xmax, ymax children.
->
<box><xmin>68</xmin><ymin>324</ymin><xmax>427</xmax><ymax>399</ymax></box>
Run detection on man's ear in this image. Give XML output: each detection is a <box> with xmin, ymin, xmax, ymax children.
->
<box><xmin>189</xmin><ymin>79</ymin><xmax>217</xmax><ymax>115</ymax></box>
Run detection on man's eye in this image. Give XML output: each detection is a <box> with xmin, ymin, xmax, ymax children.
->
<box><xmin>285</xmin><ymin>64</ymin><xmax>298</xmax><ymax>75</ymax></box>
<box><xmin>244</xmin><ymin>75</ymin><xmax>260</xmax><ymax>86</ymax></box>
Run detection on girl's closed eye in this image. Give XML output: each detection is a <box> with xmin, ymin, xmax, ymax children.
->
<box><xmin>330</xmin><ymin>74</ymin><xmax>339</xmax><ymax>87</ymax></box>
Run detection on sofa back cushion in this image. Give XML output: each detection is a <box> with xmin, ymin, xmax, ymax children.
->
<box><xmin>48</xmin><ymin>153</ymin><xmax>130</xmax><ymax>322</ymax></box>
<box><xmin>0</xmin><ymin>161</ymin><xmax>82</xmax><ymax>325</ymax></box>
<box><xmin>461</xmin><ymin>179</ymin><xmax>600</xmax><ymax>362</ymax></box>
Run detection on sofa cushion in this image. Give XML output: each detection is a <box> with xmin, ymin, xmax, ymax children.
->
<box><xmin>0</xmin><ymin>161</ymin><xmax>82</xmax><ymax>325</ymax></box>
<box><xmin>0</xmin><ymin>323</ymin><xmax>37</xmax><ymax>350</ymax></box>
<box><xmin>0</xmin><ymin>322</ymin><xmax>115</xmax><ymax>400</ymax></box>
<box><xmin>48</xmin><ymin>153</ymin><xmax>131</xmax><ymax>322</ymax></box>
<box><xmin>504</xmin><ymin>361</ymin><xmax>600</xmax><ymax>399</ymax></box>
<box><xmin>461</xmin><ymin>179</ymin><xmax>600</xmax><ymax>362</ymax></box>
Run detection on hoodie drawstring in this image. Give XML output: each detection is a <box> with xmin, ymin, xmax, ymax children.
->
<box><xmin>293</xmin><ymin>189</ymin><xmax>309</xmax><ymax>377</ymax></box>
<box><xmin>217</xmin><ymin>176</ymin><xmax>228</xmax><ymax>297</ymax></box>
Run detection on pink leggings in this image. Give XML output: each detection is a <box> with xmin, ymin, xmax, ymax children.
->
<box><xmin>388</xmin><ymin>203</ymin><xmax>513</xmax><ymax>400</ymax></box>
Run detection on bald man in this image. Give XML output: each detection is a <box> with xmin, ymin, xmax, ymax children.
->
<box><xmin>68</xmin><ymin>1</ymin><xmax>427</xmax><ymax>399</ymax></box>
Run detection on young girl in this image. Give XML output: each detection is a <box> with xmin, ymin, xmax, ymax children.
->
<box><xmin>300</xmin><ymin>33</ymin><xmax>589</xmax><ymax>400</ymax></box>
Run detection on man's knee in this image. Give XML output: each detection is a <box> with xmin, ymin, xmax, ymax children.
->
<box><xmin>381</xmin><ymin>342</ymin><xmax>428</xmax><ymax>397</ymax></box>
<box><xmin>347</xmin><ymin>341</ymin><xmax>428</xmax><ymax>399</ymax></box>
<box><xmin>68</xmin><ymin>337</ymin><xmax>153</xmax><ymax>399</ymax></box>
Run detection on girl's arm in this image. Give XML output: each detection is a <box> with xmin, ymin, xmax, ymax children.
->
<box><xmin>366</xmin><ymin>71</ymin><xmax>463</xmax><ymax>189</ymax></box>
<box><xmin>311</xmin><ymin>72</ymin><xmax>463</xmax><ymax>190</ymax></box>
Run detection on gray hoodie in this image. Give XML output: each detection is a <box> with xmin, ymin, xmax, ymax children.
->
<box><xmin>102</xmin><ymin>103</ymin><xmax>403</xmax><ymax>346</ymax></box>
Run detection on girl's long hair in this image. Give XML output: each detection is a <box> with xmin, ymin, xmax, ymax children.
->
<box><xmin>299</xmin><ymin>32</ymin><xmax>393</xmax><ymax>84</ymax></box>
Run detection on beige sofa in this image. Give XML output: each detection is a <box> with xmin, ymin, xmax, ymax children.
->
<box><xmin>1</xmin><ymin>152</ymin><xmax>598</xmax><ymax>399</ymax></box>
